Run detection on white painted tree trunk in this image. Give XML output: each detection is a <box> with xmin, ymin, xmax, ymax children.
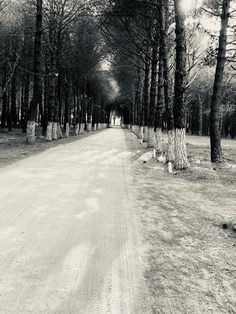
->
<box><xmin>93</xmin><ymin>125</ymin><xmax>97</xmax><ymax>131</ymax></box>
<box><xmin>138</xmin><ymin>126</ymin><xmax>144</xmax><ymax>140</ymax></box>
<box><xmin>168</xmin><ymin>162</ymin><xmax>173</xmax><ymax>173</ymax></box>
<box><xmin>87</xmin><ymin>123</ymin><xmax>92</xmax><ymax>132</ymax></box>
<box><xmin>143</xmin><ymin>126</ymin><xmax>149</xmax><ymax>142</ymax></box>
<box><xmin>80</xmin><ymin>123</ymin><xmax>85</xmax><ymax>134</ymax></box>
<box><xmin>75</xmin><ymin>123</ymin><xmax>79</xmax><ymax>136</ymax></box>
<box><xmin>26</xmin><ymin>121</ymin><xmax>36</xmax><ymax>144</ymax></box>
<box><xmin>155</xmin><ymin>128</ymin><xmax>163</xmax><ymax>155</ymax></box>
<box><xmin>174</xmin><ymin>128</ymin><xmax>189</xmax><ymax>169</ymax></box>
<box><xmin>52</xmin><ymin>122</ymin><xmax>58</xmax><ymax>140</ymax></box>
<box><xmin>65</xmin><ymin>123</ymin><xmax>70</xmax><ymax>138</ymax></box>
<box><xmin>147</xmin><ymin>127</ymin><xmax>156</xmax><ymax>148</ymax></box>
<box><xmin>57</xmin><ymin>123</ymin><xmax>63</xmax><ymax>139</ymax></box>
<box><xmin>46</xmin><ymin>122</ymin><xmax>53</xmax><ymax>141</ymax></box>
<box><xmin>166</xmin><ymin>130</ymin><xmax>175</xmax><ymax>163</ymax></box>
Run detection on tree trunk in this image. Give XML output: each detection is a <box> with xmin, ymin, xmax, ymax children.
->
<box><xmin>58</xmin><ymin>72</ymin><xmax>62</xmax><ymax>125</ymax></box>
<box><xmin>54</xmin><ymin>26</ymin><xmax>63</xmax><ymax>139</ymax></box>
<box><xmin>173</xmin><ymin>0</ymin><xmax>189</xmax><ymax>169</ymax></box>
<box><xmin>134</xmin><ymin>69</ymin><xmax>142</xmax><ymax>135</ymax></box>
<box><xmin>198</xmin><ymin>96</ymin><xmax>203</xmax><ymax>136</ymax></box>
<box><xmin>1</xmin><ymin>62</ymin><xmax>8</xmax><ymax>128</ymax></box>
<box><xmin>162</xmin><ymin>0</ymin><xmax>175</xmax><ymax>162</ymax></box>
<box><xmin>155</xmin><ymin>57</ymin><xmax>164</xmax><ymax>155</ymax></box>
<box><xmin>42</xmin><ymin>66</ymin><xmax>49</xmax><ymax>136</ymax></box>
<box><xmin>210</xmin><ymin>0</ymin><xmax>230</xmax><ymax>162</ymax></box>
<box><xmin>21</xmin><ymin>74</ymin><xmax>30</xmax><ymax>133</ymax></box>
<box><xmin>46</xmin><ymin>22</ymin><xmax>57</xmax><ymax>141</ymax></box>
<box><xmin>11</xmin><ymin>75</ymin><xmax>17</xmax><ymax>127</ymax></box>
<box><xmin>8</xmin><ymin>92</ymin><xmax>12</xmax><ymax>132</ymax></box>
<box><xmin>26</xmin><ymin>0</ymin><xmax>43</xmax><ymax>144</ymax></box>
<box><xmin>87</xmin><ymin>86</ymin><xmax>92</xmax><ymax>132</ymax></box>
<box><xmin>143</xmin><ymin>51</ymin><xmax>151</xmax><ymax>142</ymax></box>
<box><xmin>155</xmin><ymin>3</ymin><xmax>166</xmax><ymax>155</ymax></box>
<box><xmin>1</xmin><ymin>93</ymin><xmax>7</xmax><ymax>129</ymax></box>
<box><xmin>74</xmin><ymin>91</ymin><xmax>80</xmax><ymax>135</ymax></box>
<box><xmin>64</xmin><ymin>84</ymin><xmax>70</xmax><ymax>137</ymax></box>
<box><xmin>46</xmin><ymin>73</ymin><xmax>56</xmax><ymax>141</ymax></box>
<box><xmin>148</xmin><ymin>34</ymin><xmax>158</xmax><ymax>148</ymax></box>
<box><xmin>46</xmin><ymin>56</ymin><xmax>56</xmax><ymax>141</ymax></box>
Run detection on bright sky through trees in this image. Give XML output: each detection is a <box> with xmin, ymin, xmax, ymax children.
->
<box><xmin>180</xmin><ymin>0</ymin><xmax>203</xmax><ymax>12</ymax></box>
<box><xmin>100</xmin><ymin>58</ymin><xmax>120</xmax><ymax>100</ymax></box>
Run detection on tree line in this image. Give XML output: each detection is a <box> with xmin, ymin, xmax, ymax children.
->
<box><xmin>0</xmin><ymin>0</ymin><xmax>113</xmax><ymax>144</ymax></box>
<box><xmin>0</xmin><ymin>0</ymin><xmax>235</xmax><ymax>169</ymax></box>
<box><xmin>102</xmin><ymin>0</ymin><xmax>235</xmax><ymax>167</ymax></box>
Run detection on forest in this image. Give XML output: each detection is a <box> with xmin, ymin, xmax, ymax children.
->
<box><xmin>0</xmin><ymin>0</ymin><xmax>235</xmax><ymax>169</ymax></box>
<box><xmin>0</xmin><ymin>1</ymin><xmax>235</xmax><ymax>313</ymax></box>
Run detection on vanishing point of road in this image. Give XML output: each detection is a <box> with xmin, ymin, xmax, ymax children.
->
<box><xmin>0</xmin><ymin>128</ymin><xmax>150</xmax><ymax>314</ymax></box>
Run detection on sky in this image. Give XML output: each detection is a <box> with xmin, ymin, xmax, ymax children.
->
<box><xmin>100</xmin><ymin>58</ymin><xmax>120</xmax><ymax>100</ymax></box>
<box><xmin>180</xmin><ymin>0</ymin><xmax>203</xmax><ymax>13</ymax></box>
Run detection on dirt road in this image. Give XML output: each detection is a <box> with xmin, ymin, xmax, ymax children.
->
<box><xmin>0</xmin><ymin>128</ymin><xmax>150</xmax><ymax>314</ymax></box>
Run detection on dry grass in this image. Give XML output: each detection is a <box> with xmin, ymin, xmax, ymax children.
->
<box><xmin>166</xmin><ymin>134</ymin><xmax>236</xmax><ymax>187</ymax></box>
<box><xmin>0</xmin><ymin>127</ymin><xmax>102</xmax><ymax>169</ymax></box>
<box><xmin>126</xmin><ymin>131</ymin><xmax>236</xmax><ymax>314</ymax></box>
